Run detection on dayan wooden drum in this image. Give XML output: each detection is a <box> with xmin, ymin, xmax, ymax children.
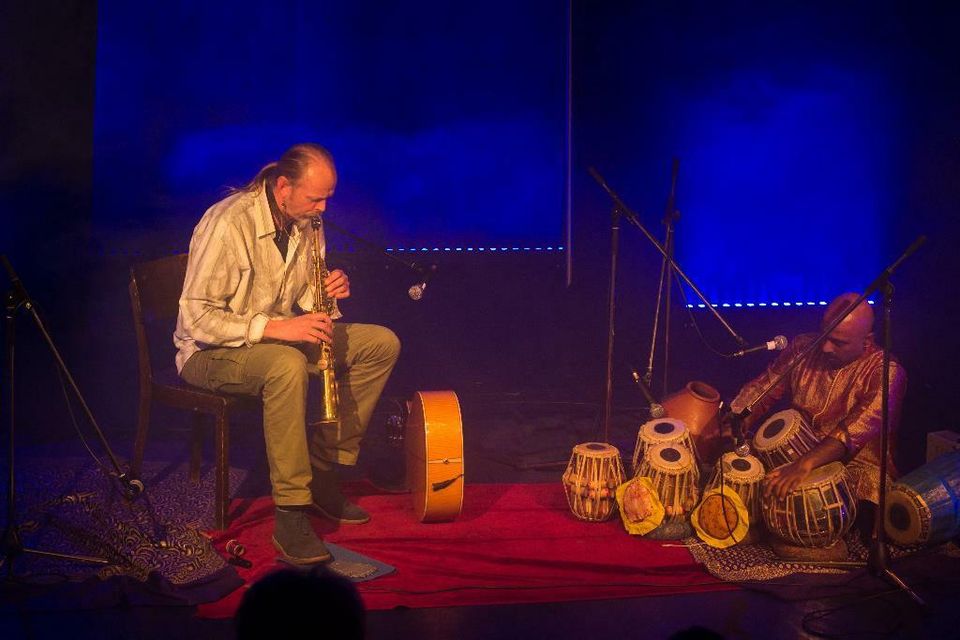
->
<box><xmin>884</xmin><ymin>451</ymin><xmax>960</xmax><ymax>547</ymax></box>
<box><xmin>563</xmin><ymin>442</ymin><xmax>625</xmax><ymax>522</ymax></box>
<box><xmin>763</xmin><ymin>462</ymin><xmax>857</xmax><ymax>548</ymax></box>
<box><xmin>631</xmin><ymin>418</ymin><xmax>698</xmax><ymax>477</ymax></box>
<box><xmin>635</xmin><ymin>443</ymin><xmax>700</xmax><ymax>524</ymax></box>
<box><xmin>752</xmin><ymin>409</ymin><xmax>820</xmax><ymax>471</ymax></box>
<box><xmin>705</xmin><ymin>452</ymin><xmax>766</xmax><ymax>534</ymax></box>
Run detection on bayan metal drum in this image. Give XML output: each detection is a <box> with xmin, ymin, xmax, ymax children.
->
<box><xmin>562</xmin><ymin>442</ymin><xmax>625</xmax><ymax>522</ymax></box>
<box><xmin>753</xmin><ymin>409</ymin><xmax>820</xmax><ymax>471</ymax></box>
<box><xmin>763</xmin><ymin>461</ymin><xmax>857</xmax><ymax>548</ymax></box>
<box><xmin>631</xmin><ymin>418</ymin><xmax>698</xmax><ymax>477</ymax></box>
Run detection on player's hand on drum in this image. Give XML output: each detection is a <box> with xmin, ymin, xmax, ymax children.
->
<box><xmin>764</xmin><ymin>459</ymin><xmax>813</xmax><ymax>501</ymax></box>
<box><xmin>324</xmin><ymin>269</ymin><xmax>350</xmax><ymax>299</ymax></box>
<box><xmin>264</xmin><ymin>312</ymin><xmax>333</xmax><ymax>344</ymax></box>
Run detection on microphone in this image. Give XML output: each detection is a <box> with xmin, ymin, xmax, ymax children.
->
<box><xmin>630</xmin><ymin>367</ymin><xmax>665</xmax><ymax>419</ymax></box>
<box><xmin>723</xmin><ymin>407</ymin><xmax>752</xmax><ymax>457</ymax></box>
<box><xmin>408</xmin><ymin>264</ymin><xmax>438</xmax><ymax>301</ymax></box>
<box><xmin>731</xmin><ymin>335</ymin><xmax>787</xmax><ymax>357</ymax></box>
<box><xmin>226</xmin><ymin>539</ymin><xmax>252</xmax><ymax>568</ymax></box>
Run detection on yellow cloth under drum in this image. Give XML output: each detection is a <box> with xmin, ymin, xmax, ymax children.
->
<box><xmin>616</xmin><ymin>477</ymin><xmax>665</xmax><ymax>536</ymax></box>
<box><xmin>691</xmin><ymin>487</ymin><xmax>750</xmax><ymax>549</ymax></box>
<box><xmin>731</xmin><ymin>334</ymin><xmax>906</xmax><ymax>504</ymax></box>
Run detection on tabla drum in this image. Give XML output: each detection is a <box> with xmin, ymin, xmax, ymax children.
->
<box><xmin>635</xmin><ymin>443</ymin><xmax>700</xmax><ymax>537</ymax></box>
<box><xmin>884</xmin><ymin>451</ymin><xmax>960</xmax><ymax>547</ymax></box>
<box><xmin>562</xmin><ymin>442</ymin><xmax>625</xmax><ymax>522</ymax></box>
<box><xmin>706</xmin><ymin>452</ymin><xmax>766</xmax><ymax>537</ymax></box>
<box><xmin>753</xmin><ymin>409</ymin><xmax>820</xmax><ymax>471</ymax></box>
<box><xmin>763</xmin><ymin>462</ymin><xmax>857</xmax><ymax>548</ymax></box>
<box><xmin>631</xmin><ymin>418</ymin><xmax>698</xmax><ymax>477</ymax></box>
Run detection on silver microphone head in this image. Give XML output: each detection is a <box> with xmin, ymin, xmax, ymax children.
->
<box><xmin>649</xmin><ymin>403</ymin><xmax>666</xmax><ymax>419</ymax></box>
<box><xmin>773</xmin><ymin>335</ymin><xmax>788</xmax><ymax>350</ymax></box>
<box><xmin>735</xmin><ymin>440</ymin><xmax>752</xmax><ymax>457</ymax></box>
<box><xmin>408</xmin><ymin>282</ymin><xmax>426</xmax><ymax>301</ymax></box>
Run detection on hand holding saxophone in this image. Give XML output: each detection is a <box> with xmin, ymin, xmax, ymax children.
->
<box><xmin>324</xmin><ymin>269</ymin><xmax>350</xmax><ymax>299</ymax></box>
<box><xmin>263</xmin><ymin>313</ymin><xmax>333</xmax><ymax>344</ymax></box>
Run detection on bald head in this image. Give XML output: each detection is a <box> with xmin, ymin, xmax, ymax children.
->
<box><xmin>273</xmin><ymin>143</ymin><xmax>338</xmax><ymax>225</ymax></box>
<box><xmin>820</xmin><ymin>293</ymin><xmax>875</xmax><ymax>368</ymax></box>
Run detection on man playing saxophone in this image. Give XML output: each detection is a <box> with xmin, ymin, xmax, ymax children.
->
<box><xmin>174</xmin><ymin>143</ymin><xmax>400</xmax><ymax>565</ymax></box>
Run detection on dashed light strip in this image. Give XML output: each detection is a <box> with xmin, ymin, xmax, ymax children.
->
<box><xmin>386</xmin><ymin>246</ymin><xmax>564</xmax><ymax>253</ymax></box>
<box><xmin>686</xmin><ymin>300</ymin><xmax>875</xmax><ymax>309</ymax></box>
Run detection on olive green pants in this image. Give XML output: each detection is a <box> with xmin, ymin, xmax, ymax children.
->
<box><xmin>180</xmin><ymin>323</ymin><xmax>400</xmax><ymax>506</ymax></box>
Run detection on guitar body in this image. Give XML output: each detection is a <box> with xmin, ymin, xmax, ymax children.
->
<box><xmin>405</xmin><ymin>390</ymin><xmax>464</xmax><ymax>523</ymax></box>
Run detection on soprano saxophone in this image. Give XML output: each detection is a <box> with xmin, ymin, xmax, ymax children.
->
<box><xmin>311</xmin><ymin>217</ymin><xmax>339</xmax><ymax>425</ymax></box>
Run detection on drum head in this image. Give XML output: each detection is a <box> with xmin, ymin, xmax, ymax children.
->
<box><xmin>754</xmin><ymin>409</ymin><xmax>804</xmax><ymax>451</ymax></box>
<box><xmin>645</xmin><ymin>443</ymin><xmax>694</xmax><ymax>473</ymax></box>
<box><xmin>573</xmin><ymin>442</ymin><xmax>619</xmax><ymax>459</ymax></box>
<box><xmin>719</xmin><ymin>452</ymin><xmax>764</xmax><ymax>482</ymax></box>
<box><xmin>640</xmin><ymin>418</ymin><xmax>688</xmax><ymax>443</ymax></box>
<box><xmin>805</xmin><ymin>461</ymin><xmax>846</xmax><ymax>485</ymax></box>
<box><xmin>884</xmin><ymin>487</ymin><xmax>925</xmax><ymax>545</ymax></box>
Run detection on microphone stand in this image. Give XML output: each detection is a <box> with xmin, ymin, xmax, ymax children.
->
<box><xmin>588</xmin><ymin>167</ymin><xmax>748</xmax><ymax>442</ymax></box>
<box><xmin>732</xmin><ymin>236</ymin><xmax>926</xmax><ymax>423</ymax></box>
<box><xmin>588</xmin><ymin>167</ymin><xmax>748</xmax><ymax>348</ymax></box>
<box><xmin>320</xmin><ymin>217</ymin><xmax>432</xmax><ymax>280</ymax></box>
<box><xmin>731</xmin><ymin>236</ymin><xmax>926</xmax><ymax>605</ymax></box>
<box><xmin>1</xmin><ymin>256</ymin><xmax>113</xmax><ymax>577</ymax></box>
<box><xmin>600</xmin><ymin>205</ymin><xmax>621</xmax><ymax>443</ymax></box>
<box><xmin>660</xmin><ymin>158</ymin><xmax>680</xmax><ymax>397</ymax></box>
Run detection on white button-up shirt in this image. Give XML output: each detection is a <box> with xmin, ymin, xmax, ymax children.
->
<box><xmin>174</xmin><ymin>186</ymin><xmax>338</xmax><ymax>373</ymax></box>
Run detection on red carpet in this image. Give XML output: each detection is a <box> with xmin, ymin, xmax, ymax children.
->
<box><xmin>197</xmin><ymin>482</ymin><xmax>735</xmax><ymax>617</ymax></box>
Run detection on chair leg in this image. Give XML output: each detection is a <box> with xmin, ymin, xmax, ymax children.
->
<box><xmin>190</xmin><ymin>412</ymin><xmax>206</xmax><ymax>484</ymax></box>
<box><xmin>214</xmin><ymin>410</ymin><xmax>230</xmax><ymax>530</ymax></box>
<box><xmin>131</xmin><ymin>390</ymin><xmax>152</xmax><ymax>477</ymax></box>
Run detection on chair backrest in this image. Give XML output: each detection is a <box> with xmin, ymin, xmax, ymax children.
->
<box><xmin>129</xmin><ymin>253</ymin><xmax>189</xmax><ymax>384</ymax></box>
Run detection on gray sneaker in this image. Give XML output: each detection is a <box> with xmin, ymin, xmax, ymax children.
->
<box><xmin>272</xmin><ymin>507</ymin><xmax>332</xmax><ymax>565</ymax></box>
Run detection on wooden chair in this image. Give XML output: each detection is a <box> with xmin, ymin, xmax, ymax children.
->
<box><xmin>128</xmin><ymin>253</ymin><xmax>252</xmax><ymax>529</ymax></box>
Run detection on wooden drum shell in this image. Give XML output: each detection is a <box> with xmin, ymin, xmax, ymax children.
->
<box><xmin>563</xmin><ymin>442</ymin><xmax>625</xmax><ymax>522</ymax></box>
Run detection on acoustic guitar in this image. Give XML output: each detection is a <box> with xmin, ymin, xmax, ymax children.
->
<box><xmin>405</xmin><ymin>390</ymin><xmax>464</xmax><ymax>523</ymax></box>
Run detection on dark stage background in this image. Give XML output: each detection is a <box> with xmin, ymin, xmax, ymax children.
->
<box><xmin>2</xmin><ymin>1</ymin><xmax>958</xmax><ymax>473</ymax></box>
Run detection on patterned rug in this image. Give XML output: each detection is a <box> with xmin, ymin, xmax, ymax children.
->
<box><xmin>685</xmin><ymin>527</ymin><xmax>960</xmax><ymax>603</ymax></box>
<box><xmin>0</xmin><ymin>456</ymin><xmax>246</xmax><ymax>608</ymax></box>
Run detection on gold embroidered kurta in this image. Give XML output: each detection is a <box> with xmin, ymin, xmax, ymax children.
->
<box><xmin>730</xmin><ymin>333</ymin><xmax>906</xmax><ymax>504</ymax></box>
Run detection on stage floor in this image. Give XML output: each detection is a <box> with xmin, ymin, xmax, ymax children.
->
<box><xmin>2</xmin><ymin>390</ymin><xmax>958</xmax><ymax>639</ymax></box>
